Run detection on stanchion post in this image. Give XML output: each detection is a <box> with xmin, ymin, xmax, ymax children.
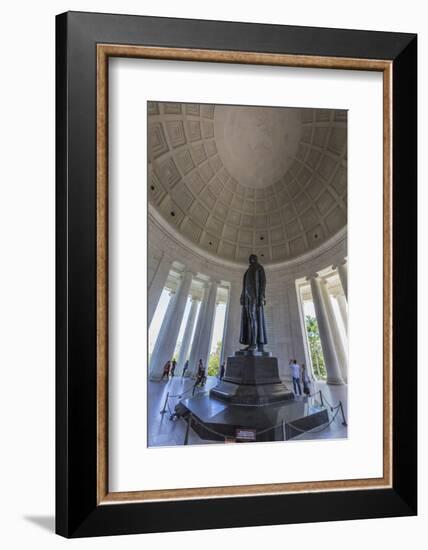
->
<box><xmin>339</xmin><ymin>401</ymin><xmax>348</xmax><ymax>426</ymax></box>
<box><xmin>319</xmin><ymin>389</ymin><xmax>324</xmax><ymax>408</ymax></box>
<box><xmin>282</xmin><ymin>419</ymin><xmax>286</xmax><ymax>441</ymax></box>
<box><xmin>160</xmin><ymin>392</ymin><xmax>170</xmax><ymax>414</ymax></box>
<box><xmin>184</xmin><ymin>414</ymin><xmax>192</xmax><ymax>445</ymax></box>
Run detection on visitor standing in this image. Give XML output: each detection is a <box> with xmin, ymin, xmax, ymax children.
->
<box><xmin>193</xmin><ymin>359</ymin><xmax>205</xmax><ymax>394</ymax></box>
<box><xmin>182</xmin><ymin>359</ymin><xmax>189</xmax><ymax>378</ymax></box>
<box><xmin>170</xmin><ymin>359</ymin><xmax>177</xmax><ymax>377</ymax></box>
<box><xmin>196</xmin><ymin>359</ymin><xmax>203</xmax><ymax>379</ymax></box>
<box><xmin>290</xmin><ymin>359</ymin><xmax>302</xmax><ymax>396</ymax></box>
<box><xmin>301</xmin><ymin>363</ymin><xmax>311</xmax><ymax>396</ymax></box>
<box><xmin>219</xmin><ymin>363</ymin><xmax>225</xmax><ymax>380</ymax></box>
<box><xmin>160</xmin><ymin>360</ymin><xmax>171</xmax><ymax>381</ymax></box>
<box><xmin>200</xmin><ymin>364</ymin><xmax>207</xmax><ymax>386</ymax></box>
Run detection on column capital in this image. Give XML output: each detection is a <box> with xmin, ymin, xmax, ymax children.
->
<box><xmin>332</xmin><ymin>258</ymin><xmax>347</xmax><ymax>270</ymax></box>
<box><xmin>204</xmin><ymin>279</ymin><xmax>220</xmax><ymax>292</ymax></box>
<box><xmin>178</xmin><ymin>269</ymin><xmax>195</xmax><ymax>280</ymax></box>
<box><xmin>306</xmin><ymin>273</ymin><xmax>320</xmax><ymax>282</ymax></box>
<box><xmin>335</xmin><ymin>259</ymin><xmax>348</xmax><ymax>298</ymax></box>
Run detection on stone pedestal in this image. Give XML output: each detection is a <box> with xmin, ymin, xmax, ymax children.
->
<box><xmin>210</xmin><ymin>351</ymin><xmax>294</xmax><ymax>405</ymax></box>
<box><xmin>175</xmin><ymin>392</ymin><xmax>329</xmax><ymax>443</ymax></box>
<box><xmin>175</xmin><ymin>352</ymin><xmax>330</xmax><ymax>442</ymax></box>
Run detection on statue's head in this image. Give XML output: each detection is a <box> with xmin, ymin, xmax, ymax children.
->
<box><xmin>249</xmin><ymin>254</ymin><xmax>258</xmax><ymax>264</ymax></box>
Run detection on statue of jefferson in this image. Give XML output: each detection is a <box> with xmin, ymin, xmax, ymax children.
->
<box><xmin>239</xmin><ymin>254</ymin><xmax>267</xmax><ymax>352</ymax></box>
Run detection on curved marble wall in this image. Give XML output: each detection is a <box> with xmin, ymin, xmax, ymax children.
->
<box><xmin>149</xmin><ymin>211</ymin><xmax>347</xmax><ymax>380</ymax></box>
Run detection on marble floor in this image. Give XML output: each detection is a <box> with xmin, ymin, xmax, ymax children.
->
<box><xmin>147</xmin><ymin>376</ymin><xmax>348</xmax><ymax>447</ymax></box>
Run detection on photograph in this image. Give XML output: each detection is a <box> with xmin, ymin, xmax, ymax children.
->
<box><xmin>50</xmin><ymin>7</ymin><xmax>418</xmax><ymax>539</ymax></box>
<box><xmin>0</xmin><ymin>0</ymin><xmax>421</xmax><ymax>545</ymax></box>
<box><xmin>147</xmin><ymin>101</ymin><xmax>348</xmax><ymax>446</ymax></box>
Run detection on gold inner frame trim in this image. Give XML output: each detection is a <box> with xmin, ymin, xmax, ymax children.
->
<box><xmin>96</xmin><ymin>43</ymin><xmax>393</xmax><ymax>505</ymax></box>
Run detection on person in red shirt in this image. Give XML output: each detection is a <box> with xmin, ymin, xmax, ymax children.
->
<box><xmin>160</xmin><ymin>360</ymin><xmax>171</xmax><ymax>381</ymax></box>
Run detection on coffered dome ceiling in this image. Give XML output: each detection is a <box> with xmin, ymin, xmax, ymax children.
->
<box><xmin>148</xmin><ymin>101</ymin><xmax>347</xmax><ymax>265</ymax></box>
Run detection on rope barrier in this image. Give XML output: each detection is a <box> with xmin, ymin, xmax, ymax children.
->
<box><xmin>184</xmin><ymin>407</ymin><xmax>342</xmax><ymax>441</ymax></box>
<box><xmin>307</xmin><ymin>389</ymin><xmax>322</xmax><ymax>399</ymax></box>
<box><xmin>306</xmin><ymin>389</ymin><xmax>324</xmax><ymax>407</ymax></box>
<box><xmin>337</xmin><ymin>401</ymin><xmax>348</xmax><ymax>426</ymax></box>
<box><xmin>159</xmin><ymin>392</ymin><xmax>170</xmax><ymax>414</ymax></box>
<box><xmin>307</xmin><ymin>389</ymin><xmax>348</xmax><ymax>426</ymax></box>
<box><xmin>168</xmin><ymin>384</ymin><xmax>196</xmax><ymax>399</ymax></box>
<box><xmin>256</xmin><ymin>418</ymin><xmax>292</xmax><ymax>436</ymax></box>
<box><xmin>321</xmin><ymin>393</ymin><xmax>336</xmax><ymax>410</ymax></box>
<box><xmin>287</xmin><ymin>406</ymin><xmax>341</xmax><ymax>435</ymax></box>
<box><xmin>188</xmin><ymin>415</ymin><xmax>233</xmax><ymax>439</ymax></box>
<box><xmin>166</xmin><ymin>399</ymin><xmax>174</xmax><ymax>417</ymax></box>
<box><xmin>172</xmin><ymin>383</ymin><xmax>348</xmax><ymax>442</ymax></box>
<box><xmin>160</xmin><ymin>383</ymin><xmax>208</xmax><ymax>421</ymax></box>
<box><xmin>183</xmin><ymin>413</ymin><xmax>192</xmax><ymax>445</ymax></box>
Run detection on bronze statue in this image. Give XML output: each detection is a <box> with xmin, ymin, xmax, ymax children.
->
<box><xmin>239</xmin><ymin>254</ymin><xmax>267</xmax><ymax>351</ymax></box>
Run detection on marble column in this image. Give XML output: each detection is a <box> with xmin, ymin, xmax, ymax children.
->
<box><xmin>187</xmin><ymin>283</ymin><xmax>209</xmax><ymax>377</ymax></box>
<box><xmin>148</xmin><ymin>253</ymin><xmax>173</xmax><ymax>327</ymax></box>
<box><xmin>321</xmin><ymin>279</ymin><xmax>348</xmax><ymax>384</ymax></box>
<box><xmin>194</xmin><ymin>281</ymin><xmax>219</xmax><ymax>373</ymax></box>
<box><xmin>149</xmin><ymin>288</ymin><xmax>176</xmax><ymax>371</ymax></box>
<box><xmin>149</xmin><ymin>270</ymin><xmax>193</xmax><ymax>380</ymax></box>
<box><xmin>337</xmin><ymin>260</ymin><xmax>348</xmax><ymax>299</ymax></box>
<box><xmin>177</xmin><ymin>297</ymin><xmax>199</xmax><ymax>371</ymax></box>
<box><xmin>219</xmin><ymin>295</ymin><xmax>229</xmax><ymax>366</ymax></box>
<box><xmin>285</xmin><ymin>281</ymin><xmax>307</xmax><ymax>368</ymax></box>
<box><xmin>221</xmin><ymin>281</ymin><xmax>241</xmax><ymax>362</ymax></box>
<box><xmin>335</xmin><ymin>293</ymin><xmax>348</xmax><ymax>334</ymax></box>
<box><xmin>309</xmin><ymin>275</ymin><xmax>344</xmax><ymax>385</ymax></box>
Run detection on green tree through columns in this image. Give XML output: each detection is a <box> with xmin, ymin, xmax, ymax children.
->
<box><xmin>305</xmin><ymin>314</ymin><xmax>327</xmax><ymax>380</ymax></box>
<box><xmin>208</xmin><ymin>340</ymin><xmax>222</xmax><ymax>376</ymax></box>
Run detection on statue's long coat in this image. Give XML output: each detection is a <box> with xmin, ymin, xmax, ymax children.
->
<box><xmin>239</xmin><ymin>262</ymin><xmax>268</xmax><ymax>346</ymax></box>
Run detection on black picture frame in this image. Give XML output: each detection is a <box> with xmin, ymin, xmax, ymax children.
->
<box><xmin>56</xmin><ymin>11</ymin><xmax>417</xmax><ymax>538</ymax></box>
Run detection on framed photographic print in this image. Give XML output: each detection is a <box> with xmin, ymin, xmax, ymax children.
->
<box><xmin>56</xmin><ymin>11</ymin><xmax>417</xmax><ymax>538</ymax></box>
